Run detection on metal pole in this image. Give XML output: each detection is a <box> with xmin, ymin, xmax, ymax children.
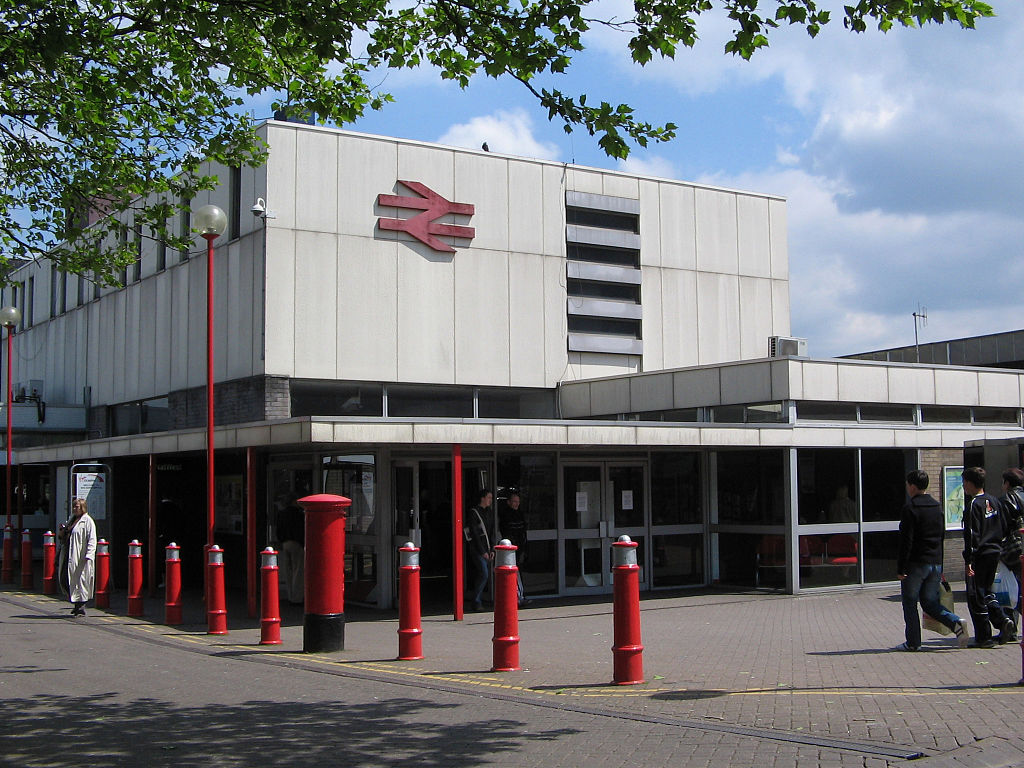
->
<box><xmin>452</xmin><ymin>443</ymin><xmax>464</xmax><ymax>621</ymax></box>
<box><xmin>205</xmin><ymin>232</ymin><xmax>216</xmax><ymax>550</ymax></box>
<box><xmin>6</xmin><ymin>327</ymin><xmax>12</xmax><ymax>529</ymax></box>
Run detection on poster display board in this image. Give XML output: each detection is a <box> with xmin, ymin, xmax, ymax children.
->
<box><xmin>942</xmin><ymin>466</ymin><xmax>964</xmax><ymax>530</ymax></box>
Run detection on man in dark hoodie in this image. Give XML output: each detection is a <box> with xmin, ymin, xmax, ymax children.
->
<box><xmin>898</xmin><ymin>470</ymin><xmax>968</xmax><ymax>651</ymax></box>
<box><xmin>962</xmin><ymin>466</ymin><xmax>1015</xmax><ymax>648</ymax></box>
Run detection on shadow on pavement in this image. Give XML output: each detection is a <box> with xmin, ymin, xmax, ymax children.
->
<box><xmin>3</xmin><ymin>693</ymin><xmax>583</xmax><ymax>767</ymax></box>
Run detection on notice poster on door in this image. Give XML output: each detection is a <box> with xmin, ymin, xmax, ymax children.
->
<box><xmin>575</xmin><ymin>491</ymin><xmax>588</xmax><ymax>513</ymax></box>
<box><xmin>75</xmin><ymin>472</ymin><xmax>107</xmax><ymax>520</ymax></box>
<box><xmin>621</xmin><ymin>490</ymin><xmax>634</xmax><ymax>511</ymax></box>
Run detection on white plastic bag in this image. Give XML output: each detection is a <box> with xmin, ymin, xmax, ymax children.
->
<box><xmin>994</xmin><ymin>561</ymin><xmax>1019</xmax><ymax>610</ymax></box>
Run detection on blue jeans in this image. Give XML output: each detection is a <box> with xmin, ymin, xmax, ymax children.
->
<box><xmin>469</xmin><ymin>553</ymin><xmax>490</xmax><ymax>607</ymax></box>
<box><xmin>902</xmin><ymin>562</ymin><xmax>961</xmax><ymax>648</ymax></box>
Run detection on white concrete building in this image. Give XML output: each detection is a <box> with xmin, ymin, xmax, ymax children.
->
<box><xmin>5</xmin><ymin>122</ymin><xmax>1021</xmax><ymax>608</ymax></box>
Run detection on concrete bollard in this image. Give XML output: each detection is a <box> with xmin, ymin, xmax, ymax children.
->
<box><xmin>260</xmin><ymin>547</ymin><xmax>281</xmax><ymax>645</ymax></box>
<box><xmin>491</xmin><ymin>539</ymin><xmax>521</xmax><ymax>672</ymax></box>
<box><xmin>611</xmin><ymin>535</ymin><xmax>644</xmax><ymax>685</ymax></box>
<box><xmin>164</xmin><ymin>543</ymin><xmax>182</xmax><ymax>625</ymax></box>
<box><xmin>206</xmin><ymin>544</ymin><xmax>228</xmax><ymax>635</ymax></box>
<box><xmin>398</xmin><ymin>542</ymin><xmax>423</xmax><ymax>660</ymax></box>
<box><xmin>42</xmin><ymin>531</ymin><xmax>56</xmax><ymax>594</ymax></box>
<box><xmin>127</xmin><ymin>540</ymin><xmax>144</xmax><ymax>616</ymax></box>
<box><xmin>95</xmin><ymin>540</ymin><xmax>110</xmax><ymax>608</ymax></box>
<box><xmin>20</xmin><ymin>529</ymin><xmax>32</xmax><ymax>589</ymax></box>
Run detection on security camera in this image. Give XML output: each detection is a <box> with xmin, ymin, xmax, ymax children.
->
<box><xmin>251</xmin><ymin>197</ymin><xmax>266</xmax><ymax>217</ymax></box>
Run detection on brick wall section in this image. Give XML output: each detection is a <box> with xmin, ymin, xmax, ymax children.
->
<box><xmin>918</xmin><ymin>448</ymin><xmax>967</xmax><ymax>580</ymax></box>
<box><xmin>168</xmin><ymin>375</ymin><xmax>291</xmax><ymax>430</ymax></box>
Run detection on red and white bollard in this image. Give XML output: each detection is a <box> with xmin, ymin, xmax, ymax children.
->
<box><xmin>42</xmin><ymin>531</ymin><xmax>56</xmax><ymax>595</ymax></box>
<box><xmin>491</xmin><ymin>539</ymin><xmax>520</xmax><ymax>672</ymax></box>
<box><xmin>127</xmin><ymin>539</ymin><xmax>144</xmax><ymax>616</ymax></box>
<box><xmin>1</xmin><ymin>525</ymin><xmax>13</xmax><ymax>583</ymax></box>
<box><xmin>95</xmin><ymin>539</ymin><xmax>110</xmax><ymax>608</ymax></box>
<box><xmin>398</xmin><ymin>542</ymin><xmax>423</xmax><ymax>660</ymax></box>
<box><xmin>612</xmin><ymin>535</ymin><xmax>644</xmax><ymax>684</ymax></box>
<box><xmin>260</xmin><ymin>547</ymin><xmax>281</xmax><ymax>645</ymax></box>
<box><xmin>20</xmin><ymin>529</ymin><xmax>32</xmax><ymax>589</ymax></box>
<box><xmin>207</xmin><ymin>544</ymin><xmax>228</xmax><ymax>635</ymax></box>
<box><xmin>164</xmin><ymin>543</ymin><xmax>182</xmax><ymax>625</ymax></box>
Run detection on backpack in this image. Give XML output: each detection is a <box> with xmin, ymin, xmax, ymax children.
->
<box><xmin>1002</xmin><ymin>488</ymin><xmax>1024</xmax><ymax>567</ymax></box>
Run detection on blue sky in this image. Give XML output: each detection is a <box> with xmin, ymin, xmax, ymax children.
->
<box><xmin>256</xmin><ymin>2</ymin><xmax>1024</xmax><ymax>358</ymax></box>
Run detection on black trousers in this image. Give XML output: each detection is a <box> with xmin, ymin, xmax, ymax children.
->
<box><xmin>966</xmin><ymin>552</ymin><xmax>1010</xmax><ymax>642</ymax></box>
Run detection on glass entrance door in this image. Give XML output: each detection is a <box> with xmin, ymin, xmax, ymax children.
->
<box><xmin>561</xmin><ymin>461</ymin><xmax>647</xmax><ymax>593</ymax></box>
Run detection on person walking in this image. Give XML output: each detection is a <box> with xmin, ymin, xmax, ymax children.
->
<box><xmin>896</xmin><ymin>470</ymin><xmax>968</xmax><ymax>650</ymax></box>
<box><xmin>962</xmin><ymin>467</ymin><xmax>1016</xmax><ymax>648</ymax></box>
<box><xmin>465</xmin><ymin>489</ymin><xmax>493</xmax><ymax>612</ymax></box>
<box><xmin>998</xmin><ymin>467</ymin><xmax>1024</xmax><ymax>634</ymax></box>
<box><xmin>499</xmin><ymin>491</ymin><xmax>530</xmax><ymax>607</ymax></box>
<box><xmin>59</xmin><ymin>497</ymin><xmax>97</xmax><ymax>617</ymax></box>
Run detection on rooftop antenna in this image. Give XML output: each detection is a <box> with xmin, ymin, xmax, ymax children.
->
<box><xmin>913</xmin><ymin>304</ymin><xmax>928</xmax><ymax>363</ymax></box>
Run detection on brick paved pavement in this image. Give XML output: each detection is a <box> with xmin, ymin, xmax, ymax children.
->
<box><xmin>2</xmin><ymin>582</ymin><xmax>1023</xmax><ymax>766</ymax></box>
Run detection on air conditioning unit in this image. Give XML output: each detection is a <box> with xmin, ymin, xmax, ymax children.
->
<box><xmin>768</xmin><ymin>336</ymin><xmax>808</xmax><ymax>358</ymax></box>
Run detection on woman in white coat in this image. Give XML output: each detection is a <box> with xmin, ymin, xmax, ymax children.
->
<box><xmin>61</xmin><ymin>497</ymin><xmax>97</xmax><ymax>617</ymax></box>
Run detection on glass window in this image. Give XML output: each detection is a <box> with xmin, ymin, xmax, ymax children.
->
<box><xmin>797</xmin><ymin>401</ymin><xmax>858</xmax><ymax>421</ymax></box>
<box><xmin>717</xmin><ymin>450</ymin><xmax>786</xmax><ymax>525</ymax></box>
<box><xmin>746</xmin><ymin>403</ymin><xmax>785</xmax><ymax>423</ymax></box>
<box><xmin>921</xmin><ymin>405</ymin><xmax>971</xmax><ymax>423</ymax></box>
<box><xmin>566</xmin><ymin>207</ymin><xmax>639</xmax><ymax>233</ymax></box>
<box><xmin>563</xmin><ymin>465</ymin><xmax>602</xmax><ymax>529</ymax></box>
<box><xmin>610</xmin><ymin>465</ymin><xmax>644</xmax><ymax>528</ymax></box>
<box><xmin>653</xmin><ymin>533</ymin><xmax>703</xmax><ymax>587</ymax></box>
<box><xmin>497</xmin><ymin>452</ymin><xmax>556</xmax><ymax>530</ymax></box>
<box><xmin>859</xmin><ymin>404</ymin><xmax>915</xmax><ymax>422</ymax></box>
<box><xmin>651</xmin><ymin>452</ymin><xmax>701</xmax><ymax>525</ymax></box>
<box><xmin>861</xmin><ymin>449</ymin><xmax>914</xmax><ymax>522</ymax></box>
<box><xmin>635</xmin><ymin>408</ymin><xmax>701</xmax><ymax>422</ymax></box>
<box><xmin>522</xmin><ymin>539</ymin><xmax>557</xmax><ymax>596</ymax></box>
<box><xmin>797</xmin><ymin>448</ymin><xmax>857</xmax><ymax>524</ymax></box>
<box><xmin>973</xmin><ymin>406</ymin><xmax>1020</xmax><ymax>425</ymax></box>
<box><xmin>290</xmin><ymin>381</ymin><xmax>383</xmax><ymax>417</ymax></box>
<box><xmin>566</xmin><ymin>243</ymin><xmax>639</xmax><ymax>268</ymax></box>
<box><xmin>863</xmin><ymin>530</ymin><xmax>899</xmax><ymax>583</ymax></box>
<box><xmin>110</xmin><ymin>403</ymin><xmax>142</xmax><ymax>436</ymax></box>
<box><xmin>566</xmin><ymin>279</ymin><xmax>640</xmax><ymax>302</ymax></box>
<box><xmin>712</xmin><ymin>405</ymin><xmax>745</xmax><ymax>423</ymax></box>
<box><xmin>387</xmin><ymin>384</ymin><xmax>473</xmax><ymax>418</ymax></box>
<box><xmin>798</xmin><ymin>533</ymin><xmax>859</xmax><ymax>588</ymax></box>
<box><xmin>717</xmin><ymin>532</ymin><xmax>766</xmax><ymax>587</ymax></box>
<box><xmin>567</xmin><ymin>315</ymin><xmax>642</xmax><ymax>337</ymax></box>
<box><xmin>478</xmin><ymin>388</ymin><xmax>556</xmax><ymax>419</ymax></box>
<box><xmin>141</xmin><ymin>397</ymin><xmax>170</xmax><ymax>432</ymax></box>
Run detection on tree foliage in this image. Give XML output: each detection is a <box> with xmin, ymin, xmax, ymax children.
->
<box><xmin>0</xmin><ymin>0</ymin><xmax>994</xmax><ymax>280</ymax></box>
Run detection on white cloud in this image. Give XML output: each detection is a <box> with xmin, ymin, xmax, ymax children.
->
<box><xmin>437</xmin><ymin>110</ymin><xmax>561</xmax><ymax>160</ymax></box>
<box><xmin>616</xmin><ymin>153</ymin><xmax>678</xmax><ymax>179</ymax></box>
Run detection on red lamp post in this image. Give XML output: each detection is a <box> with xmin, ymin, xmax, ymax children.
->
<box><xmin>0</xmin><ymin>305</ymin><xmax>20</xmax><ymax>584</ymax></box>
<box><xmin>193</xmin><ymin>205</ymin><xmax>226</xmax><ymax>559</ymax></box>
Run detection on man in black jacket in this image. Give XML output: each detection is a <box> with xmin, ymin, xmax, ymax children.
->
<box><xmin>466</xmin><ymin>489</ymin><xmax>494</xmax><ymax>612</ymax></box>
<box><xmin>898</xmin><ymin>470</ymin><xmax>967</xmax><ymax>650</ymax></box>
<box><xmin>962</xmin><ymin>467</ymin><xmax>1015</xmax><ymax>648</ymax></box>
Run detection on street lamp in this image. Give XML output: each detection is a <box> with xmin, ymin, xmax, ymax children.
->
<box><xmin>193</xmin><ymin>204</ymin><xmax>226</xmax><ymax>558</ymax></box>
<box><xmin>0</xmin><ymin>305</ymin><xmax>20</xmax><ymax>584</ymax></box>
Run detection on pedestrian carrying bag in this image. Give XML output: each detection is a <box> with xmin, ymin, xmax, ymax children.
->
<box><xmin>922</xmin><ymin>580</ymin><xmax>955</xmax><ymax>636</ymax></box>
<box><xmin>994</xmin><ymin>561</ymin><xmax>1019</xmax><ymax>610</ymax></box>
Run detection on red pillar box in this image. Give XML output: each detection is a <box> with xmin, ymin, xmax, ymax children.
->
<box><xmin>492</xmin><ymin>540</ymin><xmax>521</xmax><ymax>672</ymax></box>
<box><xmin>2</xmin><ymin>525</ymin><xmax>13</xmax><ymax>583</ymax></box>
<box><xmin>95</xmin><ymin>540</ymin><xmax>111</xmax><ymax>608</ymax></box>
<box><xmin>164</xmin><ymin>543</ymin><xmax>183</xmax><ymax>626</ymax></box>
<box><xmin>42</xmin><ymin>531</ymin><xmax>56</xmax><ymax>595</ymax></box>
<box><xmin>127</xmin><ymin>539</ymin><xmax>144</xmax><ymax>617</ymax></box>
<box><xmin>611</xmin><ymin>535</ymin><xmax>644</xmax><ymax>684</ymax></box>
<box><xmin>207</xmin><ymin>544</ymin><xmax>228</xmax><ymax>635</ymax></box>
<box><xmin>398</xmin><ymin>542</ymin><xmax>423</xmax><ymax>660</ymax></box>
<box><xmin>298</xmin><ymin>493</ymin><xmax>351</xmax><ymax>653</ymax></box>
<box><xmin>20</xmin><ymin>529</ymin><xmax>32</xmax><ymax>589</ymax></box>
<box><xmin>260</xmin><ymin>547</ymin><xmax>282</xmax><ymax>645</ymax></box>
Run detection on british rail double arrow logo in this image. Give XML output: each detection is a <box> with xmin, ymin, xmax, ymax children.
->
<box><xmin>377</xmin><ymin>180</ymin><xmax>475</xmax><ymax>253</ymax></box>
